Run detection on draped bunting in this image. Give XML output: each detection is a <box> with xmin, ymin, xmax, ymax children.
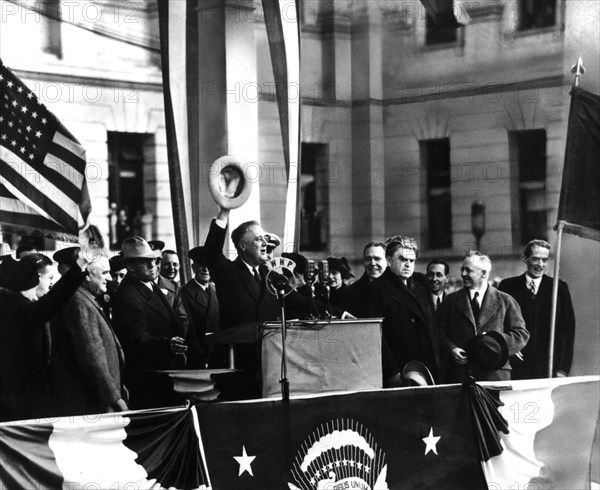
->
<box><xmin>1</xmin><ymin>377</ymin><xmax>598</xmax><ymax>489</ymax></box>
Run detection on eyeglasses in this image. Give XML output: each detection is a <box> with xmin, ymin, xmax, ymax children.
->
<box><xmin>132</xmin><ymin>258</ymin><xmax>160</xmax><ymax>267</ymax></box>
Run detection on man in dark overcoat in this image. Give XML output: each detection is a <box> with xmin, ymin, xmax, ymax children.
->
<box><xmin>498</xmin><ymin>239</ymin><xmax>575</xmax><ymax>378</ymax></box>
<box><xmin>112</xmin><ymin>237</ymin><xmax>189</xmax><ymax>408</ymax></box>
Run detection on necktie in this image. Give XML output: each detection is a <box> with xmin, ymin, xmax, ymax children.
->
<box><xmin>528</xmin><ymin>280</ymin><xmax>537</xmax><ymax>297</ymax></box>
<box><xmin>253</xmin><ymin>267</ymin><xmax>261</xmax><ymax>286</ymax></box>
<box><xmin>436</xmin><ymin>296</ymin><xmax>441</xmax><ymax>310</ymax></box>
<box><xmin>471</xmin><ymin>291</ymin><xmax>480</xmax><ymax>321</ymax></box>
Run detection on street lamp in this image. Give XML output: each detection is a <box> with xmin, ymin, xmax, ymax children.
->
<box><xmin>471</xmin><ymin>200</ymin><xmax>486</xmax><ymax>251</ymax></box>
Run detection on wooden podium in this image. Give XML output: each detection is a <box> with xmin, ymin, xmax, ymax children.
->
<box><xmin>260</xmin><ymin>318</ymin><xmax>383</xmax><ymax>398</ymax></box>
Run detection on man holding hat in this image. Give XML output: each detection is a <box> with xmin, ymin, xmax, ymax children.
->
<box><xmin>112</xmin><ymin>236</ymin><xmax>189</xmax><ymax>408</ymax></box>
<box><xmin>180</xmin><ymin>246</ymin><xmax>219</xmax><ymax>367</ymax></box>
<box><xmin>437</xmin><ymin>251</ymin><xmax>529</xmax><ymax>382</ymax></box>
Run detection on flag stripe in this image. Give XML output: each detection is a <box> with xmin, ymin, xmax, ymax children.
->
<box><xmin>1</xmin><ymin>146</ymin><xmax>80</xmax><ymax>218</ymax></box>
<box><xmin>0</xmin><ymin>209</ymin><xmax>64</xmax><ymax>232</ymax></box>
<box><xmin>52</xmin><ymin>130</ymin><xmax>86</xmax><ymax>176</ymax></box>
<box><xmin>0</xmin><ymin>188</ymin><xmax>67</xmax><ymax>234</ymax></box>
<box><xmin>41</xmin><ymin>151</ymin><xmax>84</xmax><ymax>202</ymax></box>
<box><xmin>0</xmin><ymin>154</ymin><xmax>77</xmax><ymax>229</ymax></box>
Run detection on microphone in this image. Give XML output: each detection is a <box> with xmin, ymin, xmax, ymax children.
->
<box><xmin>318</xmin><ymin>259</ymin><xmax>330</xmax><ymax>286</ymax></box>
<box><xmin>305</xmin><ymin>260</ymin><xmax>316</xmax><ymax>285</ymax></box>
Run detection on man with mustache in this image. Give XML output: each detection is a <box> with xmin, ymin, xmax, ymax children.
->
<box><xmin>498</xmin><ymin>240</ymin><xmax>575</xmax><ymax>379</ymax></box>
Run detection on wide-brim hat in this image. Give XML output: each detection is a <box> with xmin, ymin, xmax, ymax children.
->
<box><xmin>121</xmin><ymin>236</ymin><xmax>160</xmax><ymax>260</ymax></box>
<box><xmin>325</xmin><ymin>257</ymin><xmax>354</xmax><ymax>279</ymax></box>
<box><xmin>466</xmin><ymin>330</ymin><xmax>509</xmax><ymax>370</ymax></box>
<box><xmin>402</xmin><ymin>361</ymin><xmax>435</xmax><ymax>387</ymax></box>
<box><xmin>188</xmin><ymin>246</ymin><xmax>208</xmax><ymax>265</ymax></box>
<box><xmin>0</xmin><ymin>255</ymin><xmax>39</xmax><ymax>291</ymax></box>
<box><xmin>208</xmin><ymin>155</ymin><xmax>252</xmax><ymax>210</ymax></box>
<box><xmin>147</xmin><ymin>240</ymin><xmax>165</xmax><ymax>251</ymax></box>
<box><xmin>52</xmin><ymin>246</ymin><xmax>80</xmax><ymax>266</ymax></box>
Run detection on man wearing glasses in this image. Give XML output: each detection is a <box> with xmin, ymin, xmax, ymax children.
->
<box><xmin>112</xmin><ymin>237</ymin><xmax>190</xmax><ymax>408</ymax></box>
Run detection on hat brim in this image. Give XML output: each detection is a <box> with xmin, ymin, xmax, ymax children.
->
<box><xmin>402</xmin><ymin>361</ymin><xmax>435</xmax><ymax>386</ymax></box>
<box><xmin>484</xmin><ymin>330</ymin><xmax>509</xmax><ymax>369</ymax></box>
<box><xmin>208</xmin><ymin>156</ymin><xmax>252</xmax><ymax>210</ymax></box>
<box><xmin>123</xmin><ymin>249</ymin><xmax>161</xmax><ymax>260</ymax></box>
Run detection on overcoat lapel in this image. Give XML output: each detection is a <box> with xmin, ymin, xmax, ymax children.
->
<box><xmin>477</xmin><ymin>287</ymin><xmax>501</xmax><ymax>333</ymax></box>
<box><xmin>130</xmin><ymin>279</ymin><xmax>173</xmax><ymax>322</ymax></box>
<box><xmin>456</xmin><ymin>288</ymin><xmax>477</xmax><ymax>330</ymax></box>
<box><xmin>386</xmin><ymin>274</ymin><xmax>426</xmax><ymax>324</ymax></box>
<box><xmin>79</xmin><ymin>287</ymin><xmax>126</xmax><ymax>370</ymax></box>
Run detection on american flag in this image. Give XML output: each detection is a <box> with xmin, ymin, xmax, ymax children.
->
<box><xmin>0</xmin><ymin>58</ymin><xmax>91</xmax><ymax>237</ymax></box>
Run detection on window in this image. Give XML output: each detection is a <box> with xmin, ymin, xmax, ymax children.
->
<box><xmin>517</xmin><ymin>0</ymin><xmax>557</xmax><ymax>31</ymax></box>
<box><xmin>107</xmin><ymin>132</ymin><xmax>151</xmax><ymax>249</ymax></box>
<box><xmin>509</xmin><ymin>129</ymin><xmax>548</xmax><ymax>244</ymax></box>
<box><xmin>300</xmin><ymin>143</ymin><xmax>329</xmax><ymax>251</ymax></box>
<box><xmin>420</xmin><ymin>139</ymin><xmax>452</xmax><ymax>249</ymax></box>
<box><xmin>425</xmin><ymin>12</ymin><xmax>457</xmax><ymax>46</ymax></box>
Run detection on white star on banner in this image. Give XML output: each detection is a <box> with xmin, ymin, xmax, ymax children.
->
<box><xmin>422</xmin><ymin>428</ymin><xmax>441</xmax><ymax>456</ymax></box>
<box><xmin>233</xmin><ymin>445</ymin><xmax>256</xmax><ymax>477</ymax></box>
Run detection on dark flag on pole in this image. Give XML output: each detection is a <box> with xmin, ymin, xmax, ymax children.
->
<box><xmin>557</xmin><ymin>87</ymin><xmax>600</xmax><ymax>241</ymax></box>
<box><xmin>0</xmin><ymin>58</ymin><xmax>91</xmax><ymax>238</ymax></box>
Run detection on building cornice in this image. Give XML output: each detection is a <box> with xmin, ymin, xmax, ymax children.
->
<box><xmin>290</xmin><ymin>74</ymin><xmax>566</xmax><ymax>108</ymax></box>
<box><xmin>13</xmin><ymin>69</ymin><xmax>163</xmax><ymax>93</ymax></box>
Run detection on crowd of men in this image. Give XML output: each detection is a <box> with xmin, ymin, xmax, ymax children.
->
<box><xmin>0</xmin><ymin>205</ymin><xmax>576</xmax><ymax>421</ymax></box>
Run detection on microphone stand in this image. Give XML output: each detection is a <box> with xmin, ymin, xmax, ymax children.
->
<box><xmin>277</xmin><ymin>287</ymin><xmax>290</xmax><ymax>402</ymax></box>
<box><xmin>321</xmin><ymin>282</ymin><xmax>332</xmax><ymax>319</ymax></box>
<box><xmin>305</xmin><ymin>277</ymin><xmax>318</xmax><ymax>320</ymax></box>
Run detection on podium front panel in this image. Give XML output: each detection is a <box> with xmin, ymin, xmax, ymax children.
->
<box><xmin>261</xmin><ymin>318</ymin><xmax>383</xmax><ymax>398</ymax></box>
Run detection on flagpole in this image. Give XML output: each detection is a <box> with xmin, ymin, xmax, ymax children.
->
<box><xmin>548</xmin><ymin>220</ymin><xmax>564</xmax><ymax>377</ymax></box>
<box><xmin>157</xmin><ymin>2</ymin><xmax>191</xmax><ymax>285</ymax></box>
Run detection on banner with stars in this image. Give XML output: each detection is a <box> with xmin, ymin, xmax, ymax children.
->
<box><xmin>195</xmin><ymin>385</ymin><xmax>487</xmax><ymax>489</ymax></box>
<box><xmin>0</xmin><ymin>58</ymin><xmax>91</xmax><ymax>238</ymax></box>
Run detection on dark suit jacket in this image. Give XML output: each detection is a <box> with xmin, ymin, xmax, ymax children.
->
<box><xmin>157</xmin><ymin>275</ymin><xmax>189</xmax><ymax>330</ymax></box>
<box><xmin>498</xmin><ymin>274</ymin><xmax>575</xmax><ymax>378</ymax></box>
<box><xmin>204</xmin><ymin>220</ymin><xmax>324</xmax><ymax>329</ymax></box>
<box><xmin>50</xmin><ymin>286</ymin><xmax>127</xmax><ymax>416</ymax></box>
<box><xmin>112</xmin><ymin>273</ymin><xmax>193</xmax><ymax>408</ymax></box>
<box><xmin>113</xmin><ymin>274</ymin><xmax>187</xmax><ymax>372</ymax></box>
<box><xmin>340</xmin><ymin>274</ymin><xmax>373</xmax><ymax>317</ymax></box>
<box><xmin>0</xmin><ymin>264</ymin><xmax>86</xmax><ymax>422</ymax></box>
<box><xmin>437</xmin><ymin>286</ymin><xmax>530</xmax><ymax>382</ymax></box>
<box><xmin>368</xmin><ymin>270</ymin><xmax>441</xmax><ymax>380</ymax></box>
<box><xmin>180</xmin><ymin>280</ymin><xmax>219</xmax><ymax>366</ymax></box>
